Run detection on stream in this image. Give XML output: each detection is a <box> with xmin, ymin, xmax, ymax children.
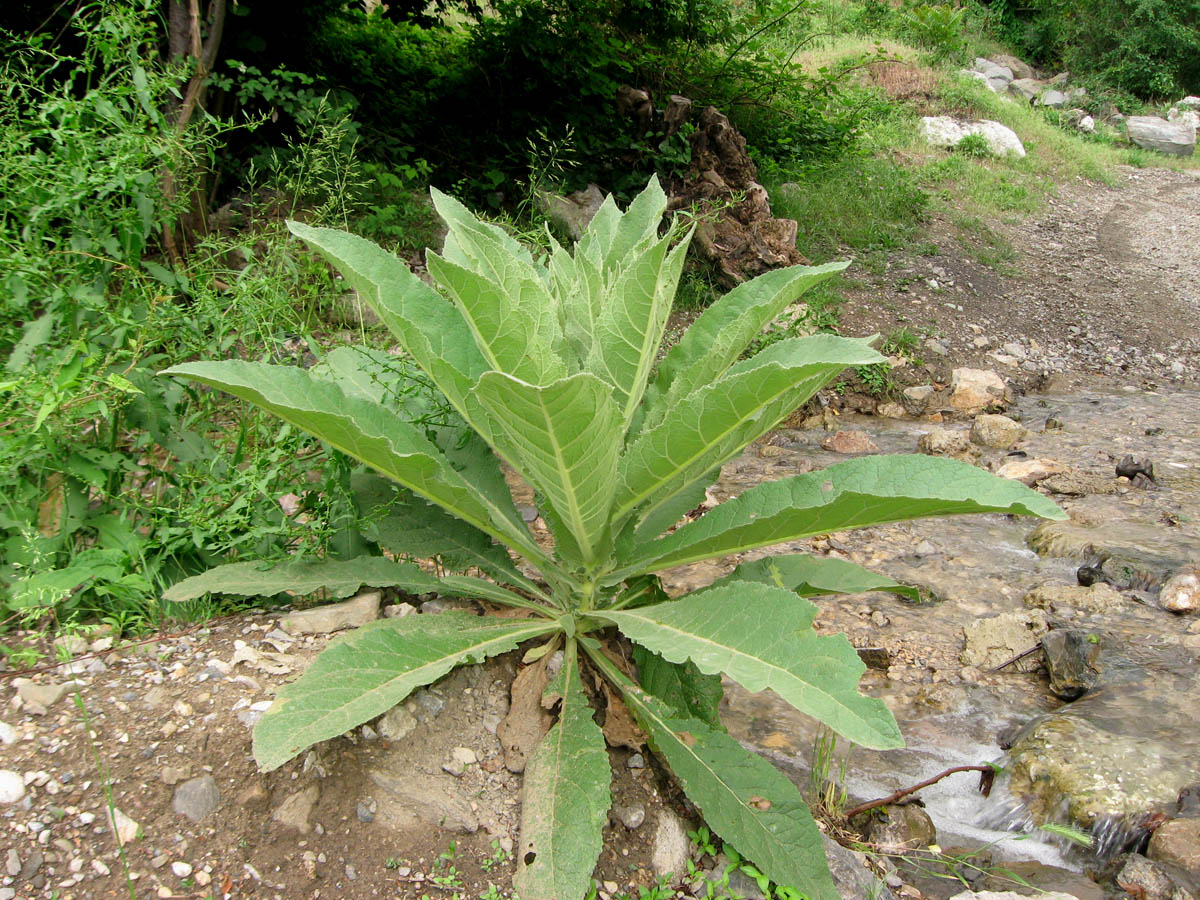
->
<box><xmin>661</xmin><ymin>383</ymin><xmax>1200</xmax><ymax>884</ymax></box>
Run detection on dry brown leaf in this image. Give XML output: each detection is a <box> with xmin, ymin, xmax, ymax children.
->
<box><xmin>600</xmin><ymin>682</ymin><xmax>645</xmax><ymax>751</ymax></box>
<box><xmin>496</xmin><ymin>656</ymin><xmax>553</xmax><ymax>773</ymax></box>
<box><xmin>37</xmin><ymin>473</ymin><xmax>65</xmax><ymax>538</ymax></box>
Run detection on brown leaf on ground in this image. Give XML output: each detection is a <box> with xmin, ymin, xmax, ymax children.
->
<box><xmin>601</xmin><ymin>682</ymin><xmax>646</xmax><ymax>751</ymax></box>
<box><xmin>496</xmin><ymin>656</ymin><xmax>553</xmax><ymax>773</ymax></box>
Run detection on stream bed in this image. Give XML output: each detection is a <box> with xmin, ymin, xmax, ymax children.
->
<box><xmin>662</xmin><ymin>383</ymin><xmax>1200</xmax><ymax>889</ymax></box>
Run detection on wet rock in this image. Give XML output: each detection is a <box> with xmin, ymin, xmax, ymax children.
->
<box><xmin>281</xmin><ymin>590</ymin><xmax>381</xmax><ymax>634</ymax></box>
<box><xmin>1007</xmin><ymin>715</ymin><xmax>1187</xmax><ymax>838</ymax></box>
<box><xmin>172</xmin><ymin>775</ymin><xmax>221</xmax><ymax>822</ymax></box>
<box><xmin>272</xmin><ymin>785</ymin><xmax>320</xmax><ymax>833</ymax></box>
<box><xmin>1160</xmin><ymin>565</ymin><xmax>1200</xmax><ymax>614</ymax></box>
<box><xmin>821</xmin><ymin>430</ymin><xmax>880</xmax><ymax>454</ymax></box>
<box><xmin>13</xmin><ymin>679</ymin><xmax>67</xmax><ymax>711</ymax></box>
<box><xmin>903</xmin><ymin>384</ymin><xmax>937</xmax><ymax>415</ymax></box>
<box><xmin>1118</xmin><ymin>853</ymin><xmax>1197</xmax><ymax>900</ymax></box>
<box><xmin>978</xmin><ymin>860</ymin><xmax>1104</xmax><ymax>900</ymax></box>
<box><xmin>876</xmin><ymin>401</ymin><xmax>907</xmax><ymax>419</ymax></box>
<box><xmin>535</xmin><ymin>183</ymin><xmax>606</xmax><ymax>240</ymax></box>
<box><xmin>1040</xmin><ymin>630</ymin><xmax>1101</xmax><ymax>700</ymax></box>
<box><xmin>0</xmin><ymin>770</ymin><xmax>25</xmax><ymax>804</ymax></box>
<box><xmin>1023</xmin><ymin>582</ymin><xmax>1124</xmax><ymax>614</ymax></box>
<box><xmin>1116</xmin><ymin>455</ymin><xmax>1157</xmax><ymax>483</ymax></box>
<box><xmin>995</xmin><ymin>457</ymin><xmax>1068</xmax><ymax>486</ymax></box>
<box><xmin>971</xmin><ymin>414</ymin><xmax>1028</xmax><ymax>449</ymax></box>
<box><xmin>1038</xmin><ymin>470</ymin><xmax>1118</xmax><ymax>496</ymax></box>
<box><xmin>950</xmin><ymin>368</ymin><xmax>1008</xmax><ymax>413</ymax></box>
<box><xmin>919</xmin><ymin>117</ymin><xmax>1027</xmax><ymax>158</ymax></box>
<box><xmin>1149</xmin><ymin>818</ymin><xmax>1200</xmax><ymax>882</ymax></box>
<box><xmin>918</xmin><ymin>427</ymin><xmax>981</xmax><ymax>464</ymax></box>
<box><xmin>1029</xmin><ymin>521</ymin><xmax>1192</xmax><ymax>590</ymax></box>
<box><xmin>371</xmin><ymin>771</ymin><xmax>479</xmax><ymax>834</ymax></box>
<box><xmin>961</xmin><ymin>610</ymin><xmax>1049</xmax><ymax>669</ymax></box>
<box><xmin>949</xmin><ymin>892</ymin><xmax>1083</xmax><ymax>900</ymax></box>
<box><xmin>1126</xmin><ymin>116</ymin><xmax>1196</xmax><ymax>157</ymax></box>
<box><xmin>650</xmin><ymin>809</ymin><xmax>690</xmax><ymax>879</ymax></box>
<box><xmin>862</xmin><ymin>803</ymin><xmax>938</xmax><ymax>854</ymax></box>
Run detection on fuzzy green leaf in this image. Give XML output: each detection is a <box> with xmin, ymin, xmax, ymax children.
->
<box><xmin>585</xmin><ymin>232</ymin><xmax>679</xmax><ymax>428</ymax></box>
<box><xmin>644</xmin><ymin>261</ymin><xmax>849</xmax><ymax>431</ymax></box>
<box><xmin>161</xmin><ymin>361</ymin><xmax>546</xmax><ymax>565</ymax></box>
<box><xmin>514</xmin><ymin>641</ymin><xmax>611</xmax><ymax>900</ymax></box>
<box><xmin>591</xmin><ymin>651</ymin><xmax>839</xmax><ymax>900</ymax></box>
<box><xmin>632</xmin><ymin>646</ymin><xmax>724</xmax><ymax>730</ymax></box>
<box><xmin>601</xmin><ymin>582</ymin><xmax>901</xmax><ymax>749</ymax></box>
<box><xmin>253</xmin><ymin>612</ymin><xmax>556</xmax><ymax>771</ymax></box>
<box><xmin>475</xmin><ymin>371</ymin><xmax>621</xmax><ymax>564</ymax></box>
<box><xmin>163</xmin><ymin>557</ymin><xmax>441</xmax><ymax>604</ymax></box>
<box><xmin>286</xmin><ymin>222</ymin><xmax>497</xmax><ymax>441</ymax></box>
<box><xmin>613</xmin><ymin>335</ymin><xmax>884</xmax><ymax>525</ymax></box>
<box><xmin>616</xmin><ymin>454</ymin><xmax>1067</xmax><ymax>579</ymax></box>
<box><xmin>714</xmin><ymin>554</ymin><xmax>920</xmax><ymax>601</ymax></box>
<box><xmin>351</xmin><ymin>473</ymin><xmax>533</xmax><ymax>591</ymax></box>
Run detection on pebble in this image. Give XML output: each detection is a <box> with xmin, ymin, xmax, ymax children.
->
<box><xmin>110</xmin><ymin>807</ymin><xmax>140</xmax><ymax>844</ymax></box>
<box><xmin>0</xmin><ymin>721</ymin><xmax>16</xmax><ymax>745</ymax></box>
<box><xmin>627</xmin><ymin>753</ymin><xmax>645</xmax><ymax>769</ymax></box>
<box><xmin>172</xmin><ymin>775</ymin><xmax>221</xmax><ymax>822</ymax></box>
<box><xmin>614</xmin><ymin>802</ymin><xmax>646</xmax><ymax>829</ymax></box>
<box><xmin>5</xmin><ymin>849</ymin><xmax>19</xmax><ymax>876</ymax></box>
<box><xmin>171</xmin><ymin>861</ymin><xmax>193</xmax><ymax>878</ymax></box>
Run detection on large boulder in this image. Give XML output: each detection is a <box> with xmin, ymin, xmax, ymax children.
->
<box><xmin>1008</xmin><ymin>78</ymin><xmax>1044</xmax><ymax>103</ymax></box>
<box><xmin>1127</xmin><ymin>116</ymin><xmax>1196</xmax><ymax>157</ymax></box>
<box><xmin>990</xmin><ymin>53</ymin><xmax>1035</xmax><ymax>80</ymax></box>
<box><xmin>919</xmin><ymin>117</ymin><xmax>1026</xmax><ymax>158</ymax></box>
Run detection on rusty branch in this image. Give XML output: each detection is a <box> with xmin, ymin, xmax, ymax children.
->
<box><xmin>843</xmin><ymin>765</ymin><xmax>995</xmax><ymax>820</ymax></box>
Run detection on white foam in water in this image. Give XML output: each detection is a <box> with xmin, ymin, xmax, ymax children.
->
<box><xmin>844</xmin><ymin>732</ymin><xmax>1079</xmax><ymax>871</ymax></box>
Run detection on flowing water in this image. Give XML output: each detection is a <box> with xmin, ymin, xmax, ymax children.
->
<box><xmin>663</xmin><ymin>384</ymin><xmax>1200</xmax><ymax>871</ymax></box>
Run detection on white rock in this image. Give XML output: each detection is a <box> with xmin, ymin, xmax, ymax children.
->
<box><xmin>0</xmin><ymin>770</ymin><xmax>25</xmax><ymax>804</ymax></box>
<box><xmin>1159</xmin><ymin>565</ymin><xmax>1200</xmax><ymax>613</ymax></box>
<box><xmin>1168</xmin><ymin>107</ymin><xmax>1200</xmax><ymax>131</ymax></box>
<box><xmin>109</xmin><ymin>807</ymin><xmax>140</xmax><ymax>844</ymax></box>
<box><xmin>919</xmin><ymin>117</ymin><xmax>1026</xmax><ymax>158</ymax></box>
<box><xmin>0</xmin><ymin>722</ymin><xmax>17</xmax><ymax>745</ymax></box>
<box><xmin>1126</xmin><ymin>116</ymin><xmax>1196</xmax><ymax>157</ymax></box>
<box><xmin>171</xmin><ymin>861</ymin><xmax>194</xmax><ymax>878</ymax></box>
<box><xmin>949</xmin><ymin>367</ymin><xmax>1008</xmax><ymax>412</ymax></box>
<box><xmin>1177</xmin><ymin>96</ymin><xmax>1200</xmax><ymax>110</ymax></box>
<box><xmin>280</xmin><ymin>590</ymin><xmax>381</xmax><ymax>634</ymax></box>
<box><xmin>650</xmin><ymin>810</ymin><xmax>690</xmax><ymax>879</ymax></box>
<box><xmin>1078</xmin><ymin>115</ymin><xmax>1095</xmax><ymax>133</ymax></box>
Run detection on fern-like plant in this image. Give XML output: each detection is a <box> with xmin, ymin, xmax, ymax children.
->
<box><xmin>163</xmin><ymin>177</ymin><xmax>1063</xmax><ymax>900</ymax></box>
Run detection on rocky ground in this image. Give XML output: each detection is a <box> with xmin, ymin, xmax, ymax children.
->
<box><xmin>2</xmin><ymin>164</ymin><xmax>1200</xmax><ymax>900</ymax></box>
<box><xmin>834</xmin><ymin>165</ymin><xmax>1200</xmax><ymax>396</ymax></box>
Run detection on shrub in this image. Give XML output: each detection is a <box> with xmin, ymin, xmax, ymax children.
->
<box><xmin>164</xmin><ymin>179</ymin><xmax>1064</xmax><ymax>900</ymax></box>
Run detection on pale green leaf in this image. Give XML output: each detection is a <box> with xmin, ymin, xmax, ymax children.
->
<box><xmin>286</xmin><ymin>222</ymin><xmax>498</xmax><ymax>442</ymax></box>
<box><xmin>427</xmin><ymin>252</ymin><xmax>565</xmax><ymax>384</ymax></box>
<box><xmin>632</xmin><ymin>646</ymin><xmax>723</xmax><ymax>730</ymax></box>
<box><xmin>613</xmin><ymin>335</ymin><xmax>883</xmax><ymax>525</ymax></box>
<box><xmin>514</xmin><ymin>640</ymin><xmax>611</xmax><ymax>900</ymax></box>
<box><xmin>162</xmin><ymin>557</ymin><xmax>441</xmax><ymax>603</ymax></box>
<box><xmin>351</xmin><ymin>473</ymin><xmax>534</xmax><ymax>591</ymax></box>
<box><xmin>431</xmin><ymin>188</ymin><xmax>542</xmax><ymax>279</ymax></box>
<box><xmin>589</xmin><ymin>650</ymin><xmax>839</xmax><ymax>900</ymax></box>
<box><xmin>616</xmin><ymin>454</ymin><xmax>1067</xmax><ymax>579</ymax></box>
<box><xmin>600</xmin><ymin>582</ymin><xmax>901</xmax><ymax>749</ymax></box>
<box><xmin>585</xmin><ymin>232</ymin><xmax>674</xmax><ymax>426</ymax></box>
<box><xmin>644</xmin><ymin>261</ymin><xmax>849</xmax><ymax>430</ymax></box>
<box><xmin>714</xmin><ymin>554</ymin><xmax>920</xmax><ymax>601</ymax></box>
<box><xmin>161</xmin><ymin>361</ymin><xmax>545</xmax><ymax>564</ymax></box>
<box><xmin>475</xmin><ymin>371</ymin><xmax>622</xmax><ymax>563</ymax></box>
<box><xmin>253</xmin><ymin>612</ymin><xmax>557</xmax><ymax>770</ymax></box>
<box><xmin>605</xmin><ymin>174</ymin><xmax>668</xmax><ymax>266</ymax></box>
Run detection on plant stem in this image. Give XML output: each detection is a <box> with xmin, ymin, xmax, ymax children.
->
<box><xmin>843</xmin><ymin>765</ymin><xmax>995</xmax><ymax>820</ymax></box>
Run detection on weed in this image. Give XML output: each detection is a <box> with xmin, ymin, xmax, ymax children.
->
<box><xmin>954</xmin><ymin>133</ymin><xmax>992</xmax><ymax>158</ymax></box>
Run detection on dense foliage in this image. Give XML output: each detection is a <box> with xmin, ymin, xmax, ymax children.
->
<box><xmin>983</xmin><ymin>0</ymin><xmax>1200</xmax><ymax>98</ymax></box>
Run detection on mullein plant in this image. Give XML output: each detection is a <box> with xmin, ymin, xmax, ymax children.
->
<box><xmin>164</xmin><ymin>177</ymin><xmax>1063</xmax><ymax>900</ymax></box>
